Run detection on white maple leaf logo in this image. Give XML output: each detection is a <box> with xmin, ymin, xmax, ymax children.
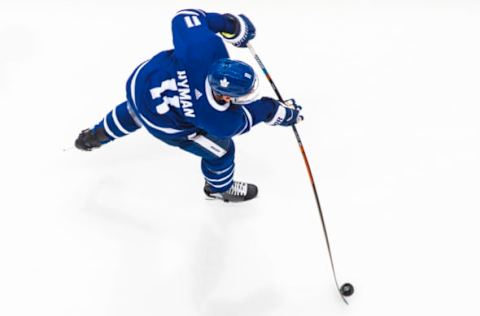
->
<box><xmin>220</xmin><ymin>77</ymin><xmax>230</xmax><ymax>88</ymax></box>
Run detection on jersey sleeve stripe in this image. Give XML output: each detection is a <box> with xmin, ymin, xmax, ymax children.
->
<box><xmin>116</xmin><ymin>101</ymin><xmax>142</xmax><ymax>131</ymax></box>
<box><xmin>112</xmin><ymin>107</ymin><xmax>131</xmax><ymax>135</ymax></box>
<box><xmin>241</xmin><ymin>106</ymin><xmax>253</xmax><ymax>128</ymax></box>
<box><xmin>107</xmin><ymin>112</ymin><xmax>126</xmax><ymax>137</ymax></box>
<box><xmin>103</xmin><ymin>116</ymin><xmax>120</xmax><ymax>139</ymax></box>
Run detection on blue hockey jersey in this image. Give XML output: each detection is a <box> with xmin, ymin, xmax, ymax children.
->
<box><xmin>125</xmin><ymin>9</ymin><xmax>277</xmax><ymax>140</ymax></box>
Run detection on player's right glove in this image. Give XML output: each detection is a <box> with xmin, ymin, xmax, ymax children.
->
<box><xmin>221</xmin><ymin>14</ymin><xmax>256</xmax><ymax>48</ymax></box>
<box><xmin>265</xmin><ymin>99</ymin><xmax>303</xmax><ymax>126</ymax></box>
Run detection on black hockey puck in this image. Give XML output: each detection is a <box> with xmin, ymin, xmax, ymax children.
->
<box><xmin>340</xmin><ymin>283</ymin><xmax>354</xmax><ymax>297</ymax></box>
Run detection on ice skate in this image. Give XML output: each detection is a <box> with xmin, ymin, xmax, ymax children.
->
<box><xmin>204</xmin><ymin>181</ymin><xmax>258</xmax><ymax>202</ymax></box>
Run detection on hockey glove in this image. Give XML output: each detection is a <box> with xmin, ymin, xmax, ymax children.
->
<box><xmin>221</xmin><ymin>14</ymin><xmax>256</xmax><ymax>48</ymax></box>
<box><xmin>75</xmin><ymin>127</ymin><xmax>110</xmax><ymax>151</ymax></box>
<box><xmin>266</xmin><ymin>99</ymin><xmax>303</xmax><ymax>126</ymax></box>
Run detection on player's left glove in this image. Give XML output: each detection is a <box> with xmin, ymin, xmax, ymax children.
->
<box><xmin>221</xmin><ymin>14</ymin><xmax>256</xmax><ymax>48</ymax></box>
<box><xmin>266</xmin><ymin>99</ymin><xmax>304</xmax><ymax>126</ymax></box>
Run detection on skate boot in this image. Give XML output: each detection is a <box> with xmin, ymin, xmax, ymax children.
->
<box><xmin>75</xmin><ymin>127</ymin><xmax>109</xmax><ymax>151</ymax></box>
<box><xmin>204</xmin><ymin>181</ymin><xmax>258</xmax><ymax>202</ymax></box>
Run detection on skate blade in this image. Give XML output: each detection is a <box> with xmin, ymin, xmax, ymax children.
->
<box><xmin>204</xmin><ymin>196</ymin><xmax>230</xmax><ymax>203</ymax></box>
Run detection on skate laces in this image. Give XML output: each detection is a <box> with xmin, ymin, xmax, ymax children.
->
<box><xmin>226</xmin><ymin>181</ymin><xmax>248</xmax><ymax>196</ymax></box>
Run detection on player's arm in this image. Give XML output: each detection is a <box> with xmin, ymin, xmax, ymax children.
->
<box><xmin>239</xmin><ymin>97</ymin><xmax>303</xmax><ymax>133</ymax></box>
<box><xmin>172</xmin><ymin>9</ymin><xmax>226</xmax><ymax>62</ymax></box>
<box><xmin>204</xmin><ymin>12</ymin><xmax>256</xmax><ymax>48</ymax></box>
<box><xmin>172</xmin><ymin>9</ymin><xmax>256</xmax><ymax>55</ymax></box>
<box><xmin>198</xmin><ymin>96</ymin><xmax>302</xmax><ymax>138</ymax></box>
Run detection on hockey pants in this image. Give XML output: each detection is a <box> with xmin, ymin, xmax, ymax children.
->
<box><xmin>94</xmin><ymin>101</ymin><xmax>235</xmax><ymax>193</ymax></box>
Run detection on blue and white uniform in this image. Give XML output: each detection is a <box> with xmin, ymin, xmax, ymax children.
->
<box><xmin>92</xmin><ymin>9</ymin><xmax>279</xmax><ymax>192</ymax></box>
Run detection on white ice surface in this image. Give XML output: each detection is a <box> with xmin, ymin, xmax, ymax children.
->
<box><xmin>1</xmin><ymin>1</ymin><xmax>480</xmax><ymax>315</ymax></box>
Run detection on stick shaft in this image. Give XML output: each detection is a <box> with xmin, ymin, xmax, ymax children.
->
<box><xmin>247</xmin><ymin>43</ymin><xmax>347</xmax><ymax>303</ymax></box>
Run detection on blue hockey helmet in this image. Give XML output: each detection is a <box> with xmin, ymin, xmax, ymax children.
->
<box><xmin>207</xmin><ymin>58</ymin><xmax>259</xmax><ymax>103</ymax></box>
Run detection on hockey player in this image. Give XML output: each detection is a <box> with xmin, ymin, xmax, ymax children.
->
<box><xmin>75</xmin><ymin>9</ymin><xmax>302</xmax><ymax>202</ymax></box>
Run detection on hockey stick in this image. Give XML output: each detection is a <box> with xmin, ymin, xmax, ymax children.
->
<box><xmin>247</xmin><ymin>42</ymin><xmax>352</xmax><ymax>304</ymax></box>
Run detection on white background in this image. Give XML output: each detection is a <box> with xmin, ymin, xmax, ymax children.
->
<box><xmin>1</xmin><ymin>0</ymin><xmax>479</xmax><ymax>315</ymax></box>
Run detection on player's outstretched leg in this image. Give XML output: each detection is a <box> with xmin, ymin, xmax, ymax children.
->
<box><xmin>204</xmin><ymin>180</ymin><xmax>258</xmax><ymax>202</ymax></box>
<box><xmin>199</xmin><ymin>139</ymin><xmax>258</xmax><ymax>202</ymax></box>
<box><xmin>75</xmin><ymin>101</ymin><xmax>141</xmax><ymax>151</ymax></box>
<box><xmin>176</xmin><ymin>134</ymin><xmax>259</xmax><ymax>202</ymax></box>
